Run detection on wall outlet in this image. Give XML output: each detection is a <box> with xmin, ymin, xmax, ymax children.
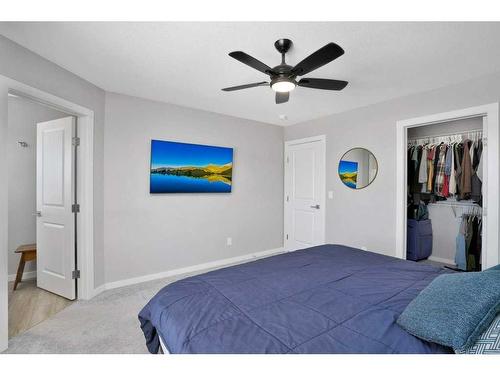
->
<box><xmin>226</xmin><ymin>237</ymin><xmax>232</xmax><ymax>246</ymax></box>
<box><xmin>328</xmin><ymin>191</ymin><xmax>334</xmax><ymax>199</ymax></box>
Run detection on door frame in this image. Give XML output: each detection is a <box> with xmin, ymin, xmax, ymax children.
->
<box><xmin>0</xmin><ymin>75</ymin><xmax>95</xmax><ymax>351</ymax></box>
<box><xmin>395</xmin><ymin>103</ymin><xmax>499</xmax><ymax>269</ymax></box>
<box><xmin>284</xmin><ymin>135</ymin><xmax>326</xmax><ymax>251</ymax></box>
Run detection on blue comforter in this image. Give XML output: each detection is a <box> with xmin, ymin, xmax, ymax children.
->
<box><xmin>139</xmin><ymin>244</ymin><xmax>453</xmax><ymax>354</ymax></box>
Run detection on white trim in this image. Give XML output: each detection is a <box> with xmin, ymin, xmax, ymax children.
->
<box><xmin>0</xmin><ymin>76</ymin><xmax>95</xmax><ymax>352</ymax></box>
<box><xmin>90</xmin><ymin>284</ymin><xmax>106</xmax><ymax>298</ymax></box>
<box><xmin>102</xmin><ymin>247</ymin><xmax>285</xmax><ymax>292</ymax></box>
<box><xmin>285</xmin><ymin>134</ymin><xmax>326</xmax><ymax>146</ymax></box>
<box><xmin>7</xmin><ymin>271</ymin><xmax>37</xmax><ymax>283</ymax></box>
<box><xmin>427</xmin><ymin>256</ymin><xmax>455</xmax><ymax>266</ymax></box>
<box><xmin>396</xmin><ymin>103</ymin><xmax>499</xmax><ymax>269</ymax></box>
<box><xmin>283</xmin><ymin>135</ymin><xmax>326</xmax><ymax>251</ymax></box>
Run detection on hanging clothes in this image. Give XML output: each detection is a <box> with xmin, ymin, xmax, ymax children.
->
<box><xmin>477</xmin><ymin>140</ymin><xmax>484</xmax><ymax>182</ymax></box>
<box><xmin>454</xmin><ymin>213</ymin><xmax>482</xmax><ymax>272</ymax></box>
<box><xmin>466</xmin><ymin>214</ymin><xmax>483</xmax><ymax>272</ymax></box>
<box><xmin>418</xmin><ymin>147</ymin><xmax>428</xmax><ymax>184</ymax></box>
<box><xmin>471</xmin><ymin>140</ymin><xmax>483</xmax><ymax>205</ymax></box>
<box><xmin>431</xmin><ymin>145</ymin><xmax>441</xmax><ymax>193</ymax></box>
<box><xmin>449</xmin><ymin>143</ymin><xmax>457</xmax><ymax>195</ymax></box>
<box><xmin>459</xmin><ymin>140</ymin><xmax>473</xmax><ymax>200</ymax></box>
<box><xmin>434</xmin><ymin>144</ymin><xmax>447</xmax><ymax>196</ymax></box>
<box><xmin>455</xmin><ymin>219</ymin><xmax>467</xmax><ymax>271</ymax></box>
<box><xmin>427</xmin><ymin>146</ymin><xmax>435</xmax><ymax>193</ymax></box>
<box><xmin>454</xmin><ymin>143</ymin><xmax>463</xmax><ymax>197</ymax></box>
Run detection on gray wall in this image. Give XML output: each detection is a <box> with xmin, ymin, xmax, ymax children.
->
<box><xmin>284</xmin><ymin>71</ymin><xmax>500</xmax><ymax>259</ymax></box>
<box><xmin>103</xmin><ymin>93</ymin><xmax>284</xmax><ymax>283</ymax></box>
<box><xmin>7</xmin><ymin>96</ymin><xmax>67</xmax><ymax>276</ymax></box>
<box><xmin>0</xmin><ymin>35</ymin><xmax>106</xmax><ymax>288</ymax></box>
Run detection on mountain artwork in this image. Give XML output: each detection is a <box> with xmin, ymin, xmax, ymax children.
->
<box><xmin>150</xmin><ymin>139</ymin><xmax>233</xmax><ymax>193</ymax></box>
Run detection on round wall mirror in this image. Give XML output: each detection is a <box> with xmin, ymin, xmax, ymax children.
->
<box><xmin>338</xmin><ymin>148</ymin><xmax>378</xmax><ymax>189</ymax></box>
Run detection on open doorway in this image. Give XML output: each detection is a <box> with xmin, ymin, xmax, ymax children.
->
<box><xmin>395</xmin><ymin>103</ymin><xmax>499</xmax><ymax>270</ymax></box>
<box><xmin>1</xmin><ymin>77</ymin><xmax>95</xmax><ymax>352</ymax></box>
<box><xmin>7</xmin><ymin>93</ymin><xmax>76</xmax><ymax>338</ymax></box>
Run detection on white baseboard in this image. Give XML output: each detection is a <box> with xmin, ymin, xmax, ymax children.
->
<box><xmin>94</xmin><ymin>247</ymin><xmax>285</xmax><ymax>296</ymax></box>
<box><xmin>7</xmin><ymin>270</ymin><xmax>36</xmax><ymax>282</ymax></box>
<box><xmin>428</xmin><ymin>256</ymin><xmax>455</xmax><ymax>266</ymax></box>
<box><xmin>90</xmin><ymin>284</ymin><xmax>106</xmax><ymax>298</ymax></box>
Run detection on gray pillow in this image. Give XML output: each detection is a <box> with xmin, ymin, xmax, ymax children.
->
<box><xmin>397</xmin><ymin>270</ymin><xmax>500</xmax><ymax>351</ymax></box>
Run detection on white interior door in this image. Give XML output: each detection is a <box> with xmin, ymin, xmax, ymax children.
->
<box><xmin>36</xmin><ymin>116</ymin><xmax>76</xmax><ymax>300</ymax></box>
<box><xmin>284</xmin><ymin>136</ymin><xmax>326</xmax><ymax>251</ymax></box>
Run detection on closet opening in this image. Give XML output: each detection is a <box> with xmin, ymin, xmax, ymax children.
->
<box><xmin>406</xmin><ymin>118</ymin><xmax>484</xmax><ymax>271</ymax></box>
<box><xmin>395</xmin><ymin>103</ymin><xmax>499</xmax><ymax>271</ymax></box>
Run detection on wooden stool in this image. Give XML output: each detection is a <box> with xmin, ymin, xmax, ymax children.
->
<box><xmin>13</xmin><ymin>244</ymin><xmax>37</xmax><ymax>291</ymax></box>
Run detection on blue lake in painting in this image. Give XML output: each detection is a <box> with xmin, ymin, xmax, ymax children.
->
<box><xmin>150</xmin><ymin>173</ymin><xmax>231</xmax><ymax>193</ymax></box>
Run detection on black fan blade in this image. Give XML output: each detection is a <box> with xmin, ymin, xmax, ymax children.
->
<box><xmin>292</xmin><ymin>43</ymin><xmax>344</xmax><ymax>76</ymax></box>
<box><xmin>275</xmin><ymin>92</ymin><xmax>289</xmax><ymax>104</ymax></box>
<box><xmin>222</xmin><ymin>82</ymin><xmax>269</xmax><ymax>91</ymax></box>
<box><xmin>298</xmin><ymin>78</ymin><xmax>348</xmax><ymax>91</ymax></box>
<box><xmin>229</xmin><ymin>51</ymin><xmax>273</xmax><ymax>75</ymax></box>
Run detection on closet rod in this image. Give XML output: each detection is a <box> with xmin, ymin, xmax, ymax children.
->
<box><xmin>408</xmin><ymin>128</ymin><xmax>483</xmax><ymax>142</ymax></box>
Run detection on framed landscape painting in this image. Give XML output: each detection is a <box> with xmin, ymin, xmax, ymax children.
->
<box><xmin>338</xmin><ymin>160</ymin><xmax>358</xmax><ymax>189</ymax></box>
<box><xmin>150</xmin><ymin>139</ymin><xmax>233</xmax><ymax>193</ymax></box>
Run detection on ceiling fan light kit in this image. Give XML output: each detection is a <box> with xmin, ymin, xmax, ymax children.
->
<box><xmin>222</xmin><ymin>38</ymin><xmax>348</xmax><ymax>104</ymax></box>
<box><xmin>271</xmin><ymin>77</ymin><xmax>296</xmax><ymax>93</ymax></box>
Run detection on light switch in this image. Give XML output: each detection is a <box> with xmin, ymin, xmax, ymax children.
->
<box><xmin>328</xmin><ymin>191</ymin><xmax>334</xmax><ymax>199</ymax></box>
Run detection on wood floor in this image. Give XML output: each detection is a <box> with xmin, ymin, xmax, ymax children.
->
<box><xmin>8</xmin><ymin>279</ymin><xmax>73</xmax><ymax>339</ymax></box>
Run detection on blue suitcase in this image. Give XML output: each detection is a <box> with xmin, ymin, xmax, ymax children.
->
<box><xmin>407</xmin><ymin>219</ymin><xmax>433</xmax><ymax>261</ymax></box>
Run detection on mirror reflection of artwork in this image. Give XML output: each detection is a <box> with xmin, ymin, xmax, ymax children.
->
<box><xmin>150</xmin><ymin>140</ymin><xmax>233</xmax><ymax>193</ymax></box>
<box><xmin>339</xmin><ymin>161</ymin><xmax>358</xmax><ymax>189</ymax></box>
<box><xmin>338</xmin><ymin>148</ymin><xmax>378</xmax><ymax>189</ymax></box>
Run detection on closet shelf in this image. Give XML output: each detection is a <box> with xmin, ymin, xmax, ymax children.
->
<box><xmin>428</xmin><ymin>200</ymin><xmax>480</xmax><ymax>208</ymax></box>
<box><xmin>408</xmin><ymin>128</ymin><xmax>483</xmax><ymax>145</ymax></box>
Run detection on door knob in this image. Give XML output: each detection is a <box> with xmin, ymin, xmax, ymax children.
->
<box><xmin>310</xmin><ymin>204</ymin><xmax>320</xmax><ymax>209</ymax></box>
<box><xmin>33</xmin><ymin>211</ymin><xmax>42</xmax><ymax>217</ymax></box>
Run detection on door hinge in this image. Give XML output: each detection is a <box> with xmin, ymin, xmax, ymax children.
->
<box><xmin>483</xmin><ymin>137</ymin><xmax>487</xmax><ymax>147</ymax></box>
<box><xmin>286</xmin><ymin>234</ymin><xmax>289</xmax><ymax>240</ymax></box>
<box><xmin>286</xmin><ymin>195</ymin><xmax>289</xmax><ymax>202</ymax></box>
<box><xmin>286</xmin><ymin>156</ymin><xmax>289</xmax><ymax>163</ymax></box>
<box><xmin>72</xmin><ymin>270</ymin><xmax>80</xmax><ymax>279</ymax></box>
<box><xmin>72</xmin><ymin>203</ymin><xmax>80</xmax><ymax>213</ymax></box>
<box><xmin>72</xmin><ymin>136</ymin><xmax>80</xmax><ymax>146</ymax></box>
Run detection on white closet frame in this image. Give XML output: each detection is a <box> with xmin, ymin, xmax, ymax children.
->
<box><xmin>395</xmin><ymin>103</ymin><xmax>499</xmax><ymax>269</ymax></box>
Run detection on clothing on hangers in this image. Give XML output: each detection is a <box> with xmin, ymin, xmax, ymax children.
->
<box><xmin>459</xmin><ymin>140</ymin><xmax>472</xmax><ymax>200</ymax></box>
<box><xmin>449</xmin><ymin>143</ymin><xmax>457</xmax><ymax>195</ymax></box>
<box><xmin>454</xmin><ymin>210</ymin><xmax>482</xmax><ymax>271</ymax></box>
<box><xmin>434</xmin><ymin>144</ymin><xmax>447</xmax><ymax>196</ymax></box>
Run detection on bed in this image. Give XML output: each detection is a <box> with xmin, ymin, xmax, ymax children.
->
<box><xmin>139</xmin><ymin>244</ymin><xmax>453</xmax><ymax>354</ymax></box>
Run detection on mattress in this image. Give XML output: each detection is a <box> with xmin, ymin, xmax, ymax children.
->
<box><xmin>139</xmin><ymin>244</ymin><xmax>453</xmax><ymax>354</ymax></box>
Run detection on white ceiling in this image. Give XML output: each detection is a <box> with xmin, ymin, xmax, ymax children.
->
<box><xmin>1</xmin><ymin>22</ymin><xmax>500</xmax><ymax>126</ymax></box>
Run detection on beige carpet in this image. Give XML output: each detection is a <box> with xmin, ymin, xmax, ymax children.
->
<box><xmin>3</xmin><ymin>276</ymin><xmax>177</xmax><ymax>354</ymax></box>
<box><xmin>3</xmin><ymin>253</ymin><xmax>284</xmax><ymax>354</ymax></box>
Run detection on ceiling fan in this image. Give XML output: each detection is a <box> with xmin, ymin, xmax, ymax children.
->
<box><xmin>222</xmin><ymin>39</ymin><xmax>348</xmax><ymax>104</ymax></box>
